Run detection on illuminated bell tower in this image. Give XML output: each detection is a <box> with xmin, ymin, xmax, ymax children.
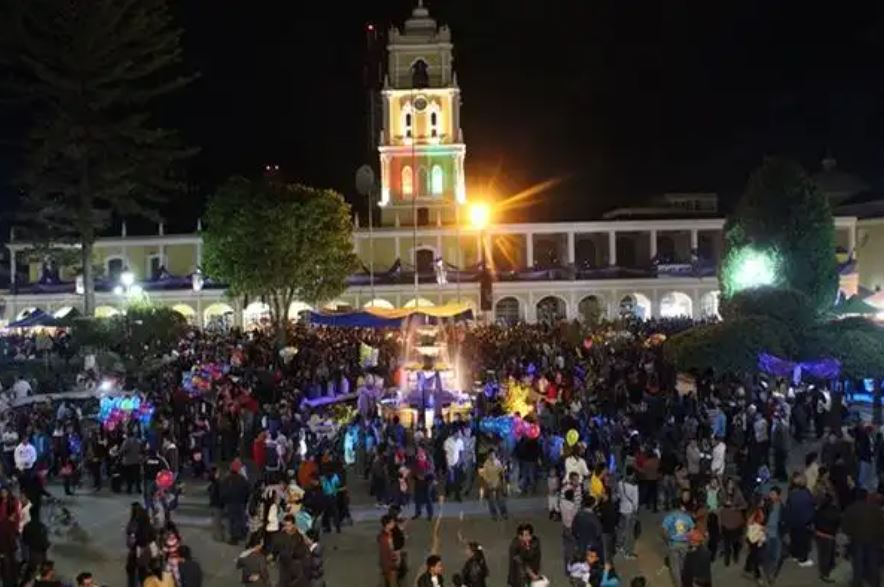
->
<box><xmin>378</xmin><ymin>1</ymin><xmax>466</xmax><ymax>227</ymax></box>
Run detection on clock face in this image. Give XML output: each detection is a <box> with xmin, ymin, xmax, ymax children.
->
<box><xmin>414</xmin><ymin>97</ymin><xmax>428</xmax><ymax>111</ymax></box>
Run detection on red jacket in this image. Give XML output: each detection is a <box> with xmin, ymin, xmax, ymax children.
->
<box><xmin>252</xmin><ymin>434</ymin><xmax>267</xmax><ymax>470</ymax></box>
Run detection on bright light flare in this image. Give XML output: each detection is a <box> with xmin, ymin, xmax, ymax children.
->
<box><xmin>468</xmin><ymin>202</ymin><xmax>491</xmax><ymax>230</ymax></box>
<box><xmin>120</xmin><ymin>271</ymin><xmax>135</xmax><ymax>287</ymax></box>
<box><xmin>729</xmin><ymin>247</ymin><xmax>779</xmax><ymax>292</ymax></box>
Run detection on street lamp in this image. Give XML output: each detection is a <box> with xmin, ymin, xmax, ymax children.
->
<box><xmin>468</xmin><ymin>202</ymin><xmax>491</xmax><ymax>231</ymax></box>
<box><xmin>120</xmin><ymin>270</ymin><xmax>135</xmax><ymax>288</ymax></box>
<box><xmin>469</xmin><ymin>202</ymin><xmax>493</xmax><ymax>314</ymax></box>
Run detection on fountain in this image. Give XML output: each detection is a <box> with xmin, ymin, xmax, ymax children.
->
<box><xmin>382</xmin><ymin>321</ymin><xmax>471</xmax><ymax>429</ymax></box>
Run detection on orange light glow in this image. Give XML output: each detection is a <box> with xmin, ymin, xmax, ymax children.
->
<box><xmin>468</xmin><ymin>202</ymin><xmax>491</xmax><ymax>230</ymax></box>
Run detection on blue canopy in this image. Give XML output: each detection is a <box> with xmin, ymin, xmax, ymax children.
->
<box><xmin>7</xmin><ymin>309</ymin><xmax>59</xmax><ymax>329</ymax></box>
<box><xmin>308</xmin><ymin>311</ymin><xmax>402</xmax><ymax>328</ymax></box>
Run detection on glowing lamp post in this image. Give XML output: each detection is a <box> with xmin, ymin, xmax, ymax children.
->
<box><xmin>469</xmin><ymin>202</ymin><xmax>493</xmax><ymax>313</ymax></box>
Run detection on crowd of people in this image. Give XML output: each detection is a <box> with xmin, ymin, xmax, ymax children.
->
<box><xmin>0</xmin><ymin>315</ymin><xmax>880</xmax><ymax>587</ymax></box>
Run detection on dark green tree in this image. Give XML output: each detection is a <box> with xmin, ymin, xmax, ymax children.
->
<box><xmin>203</xmin><ymin>177</ymin><xmax>359</xmax><ymax>335</ymax></box>
<box><xmin>720</xmin><ymin>158</ymin><xmax>838</xmax><ymax>312</ymax></box>
<box><xmin>3</xmin><ymin>0</ymin><xmax>196</xmax><ymax>315</ymax></box>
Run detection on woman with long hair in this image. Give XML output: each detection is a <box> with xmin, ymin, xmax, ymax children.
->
<box><xmin>460</xmin><ymin>541</ymin><xmax>488</xmax><ymax>587</ymax></box>
<box><xmin>125</xmin><ymin>502</ymin><xmax>157</xmax><ymax>587</ymax></box>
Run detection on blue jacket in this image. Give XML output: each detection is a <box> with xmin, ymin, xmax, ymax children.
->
<box><xmin>784</xmin><ymin>488</ymin><xmax>815</xmax><ymax>528</ymax></box>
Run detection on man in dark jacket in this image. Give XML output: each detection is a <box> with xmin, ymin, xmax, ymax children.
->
<box><xmin>681</xmin><ymin>531</ymin><xmax>711</xmax><ymax>587</ymax></box>
<box><xmin>507</xmin><ymin>524</ymin><xmax>542</xmax><ymax>587</ymax></box>
<box><xmin>813</xmin><ymin>493</ymin><xmax>840</xmax><ymax>583</ymax></box>
<box><xmin>219</xmin><ymin>462</ymin><xmax>250</xmax><ymax>544</ymax></box>
<box><xmin>842</xmin><ymin>489</ymin><xmax>884</xmax><ymax>587</ymax></box>
<box><xmin>274</xmin><ymin>514</ymin><xmax>310</xmax><ymax>587</ymax></box>
<box><xmin>572</xmin><ymin>497</ymin><xmax>603</xmax><ymax>559</ymax></box>
<box><xmin>783</xmin><ymin>473</ymin><xmax>815</xmax><ymax>566</ymax></box>
<box><xmin>177</xmin><ymin>545</ymin><xmax>203</xmax><ymax>587</ymax></box>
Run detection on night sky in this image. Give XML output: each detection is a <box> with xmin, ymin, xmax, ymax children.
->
<box><xmin>4</xmin><ymin>0</ymin><xmax>884</xmax><ymax>227</ymax></box>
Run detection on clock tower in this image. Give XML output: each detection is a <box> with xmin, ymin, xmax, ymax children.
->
<box><xmin>378</xmin><ymin>1</ymin><xmax>466</xmax><ymax>227</ymax></box>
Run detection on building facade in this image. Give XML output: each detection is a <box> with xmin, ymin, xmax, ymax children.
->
<box><xmin>0</xmin><ymin>3</ymin><xmax>871</xmax><ymax>327</ymax></box>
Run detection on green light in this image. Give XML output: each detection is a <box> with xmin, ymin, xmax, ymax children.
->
<box><xmin>728</xmin><ymin>247</ymin><xmax>779</xmax><ymax>293</ymax></box>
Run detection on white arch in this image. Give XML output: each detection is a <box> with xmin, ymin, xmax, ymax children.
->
<box><xmin>94</xmin><ymin>305</ymin><xmax>120</xmax><ymax>319</ymax></box>
<box><xmin>322</xmin><ymin>299</ymin><xmax>349</xmax><ymax>311</ymax></box>
<box><xmin>287</xmin><ymin>301</ymin><xmax>313</xmax><ymax>319</ymax></box>
<box><xmin>660</xmin><ymin>291</ymin><xmax>693</xmax><ymax>318</ymax></box>
<box><xmin>363</xmin><ymin>298</ymin><xmax>395</xmax><ymax>310</ymax></box>
<box><xmin>171</xmin><ymin>303</ymin><xmax>196</xmax><ymax>319</ymax></box>
<box><xmin>403</xmin><ymin>297</ymin><xmax>436</xmax><ymax>309</ymax></box>
<box><xmin>578</xmin><ymin>295</ymin><xmax>606</xmax><ymax>324</ymax></box>
<box><xmin>243</xmin><ymin>301</ymin><xmax>270</xmax><ymax>326</ymax></box>
<box><xmin>699</xmin><ymin>291</ymin><xmax>720</xmax><ymax>318</ymax></box>
<box><xmin>535</xmin><ymin>295</ymin><xmax>567</xmax><ymax>323</ymax></box>
<box><xmin>203</xmin><ymin>302</ymin><xmax>235</xmax><ymax>324</ymax></box>
<box><xmin>495</xmin><ymin>296</ymin><xmax>521</xmax><ymax>324</ymax></box>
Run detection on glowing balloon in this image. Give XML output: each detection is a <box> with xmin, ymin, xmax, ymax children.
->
<box><xmin>156</xmin><ymin>469</ymin><xmax>175</xmax><ymax>490</ymax></box>
<box><xmin>566</xmin><ymin>429</ymin><xmax>579</xmax><ymax>446</ymax></box>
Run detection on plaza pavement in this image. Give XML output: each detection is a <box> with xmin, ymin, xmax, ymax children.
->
<box><xmin>47</xmin><ymin>442</ymin><xmax>855</xmax><ymax>586</ymax></box>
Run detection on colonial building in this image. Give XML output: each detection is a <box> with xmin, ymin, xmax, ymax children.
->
<box><xmin>0</xmin><ymin>2</ymin><xmax>870</xmax><ymax>327</ymax></box>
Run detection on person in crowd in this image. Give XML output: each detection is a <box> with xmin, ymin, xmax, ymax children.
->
<box><xmin>813</xmin><ymin>492</ymin><xmax>840</xmax><ymax>584</ymax></box>
<box><xmin>784</xmin><ymin>472</ymin><xmax>815</xmax><ymax>567</ymax></box>
<box><xmin>597</xmin><ymin>490</ymin><xmax>618</xmax><ymax>564</ymax></box>
<box><xmin>416</xmin><ymin>555</ymin><xmax>444</xmax><ymax>587</ymax></box>
<box><xmin>507</xmin><ymin>523</ymin><xmax>542</xmax><ymax>587</ymax></box>
<box><xmin>460</xmin><ymin>541</ymin><xmax>488</xmax><ymax>587</ymax></box>
<box><xmin>717</xmin><ymin>495</ymin><xmax>744</xmax><ymax>567</ymax></box>
<box><xmin>443</xmin><ymin>428</ymin><xmax>464</xmax><ymax>502</ymax></box>
<box><xmin>220</xmin><ymin>461</ymin><xmax>251</xmax><ymax>545</ymax></box>
<box><xmin>75</xmin><ymin>572</ymin><xmax>96</xmax><ymax>587</ymax></box>
<box><xmin>681</xmin><ymin>530</ymin><xmax>711</xmax><ymax>587</ymax></box>
<box><xmin>273</xmin><ymin>514</ymin><xmax>309</xmax><ymax>587</ymax></box>
<box><xmin>763</xmin><ymin>486</ymin><xmax>784</xmax><ymax>582</ymax></box>
<box><xmin>177</xmin><ymin>545</ymin><xmax>203</xmax><ymax>587</ymax></box>
<box><xmin>237</xmin><ymin>534</ymin><xmax>272</xmax><ymax>587</ymax></box>
<box><xmin>304</xmin><ymin>529</ymin><xmax>326</xmax><ymax>587</ymax></box>
<box><xmin>378</xmin><ymin>514</ymin><xmax>399</xmax><ymax>587</ymax></box>
<box><xmin>744</xmin><ymin>501</ymin><xmax>767</xmax><ymax>583</ymax></box>
<box><xmin>616</xmin><ymin>467</ymin><xmax>639</xmax><ymax>559</ymax></box>
<box><xmin>480</xmin><ymin>450</ymin><xmax>507</xmax><ymax>521</ymax></box>
<box><xmin>661</xmin><ymin>495</ymin><xmax>694</xmax><ymax>587</ymax></box>
<box><xmin>32</xmin><ymin>560</ymin><xmax>64</xmax><ymax>587</ymax></box>
<box><xmin>572</xmin><ymin>496</ymin><xmax>602</xmax><ymax>561</ymax></box>
<box><xmin>842</xmin><ymin>488</ymin><xmax>884</xmax><ymax>587</ymax></box>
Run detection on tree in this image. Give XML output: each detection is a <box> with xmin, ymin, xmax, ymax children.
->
<box><xmin>3</xmin><ymin>0</ymin><xmax>196</xmax><ymax>315</ymax></box>
<box><xmin>203</xmin><ymin>176</ymin><xmax>359</xmax><ymax>335</ymax></box>
<box><xmin>664</xmin><ymin>315</ymin><xmax>798</xmax><ymax>376</ymax></box>
<box><xmin>720</xmin><ymin>286</ymin><xmax>815</xmax><ymax>332</ymax></box>
<box><xmin>720</xmin><ymin>158</ymin><xmax>838</xmax><ymax>313</ymax></box>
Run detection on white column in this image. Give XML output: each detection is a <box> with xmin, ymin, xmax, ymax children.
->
<box><xmin>690</xmin><ymin>229</ymin><xmax>699</xmax><ymax>252</ymax></box>
<box><xmin>436</xmin><ymin>234</ymin><xmax>443</xmax><ymax>260</ymax></box>
<box><xmin>394</xmin><ymin>236</ymin><xmax>401</xmax><ymax>260</ymax></box>
<box><xmin>159</xmin><ymin>245</ymin><xmax>166</xmax><ymax>270</ymax></box>
<box><xmin>650</xmin><ymin>230</ymin><xmax>658</xmax><ymax>260</ymax></box>
<box><xmin>9</xmin><ymin>250</ymin><xmax>15</xmax><ymax>287</ymax></box>
<box><xmin>527</xmin><ymin>234</ymin><xmax>534</xmax><ymax>268</ymax></box>
<box><xmin>849</xmin><ymin>225</ymin><xmax>857</xmax><ymax>256</ymax></box>
<box><xmin>608</xmin><ymin>231</ymin><xmax>617</xmax><ymax>266</ymax></box>
<box><xmin>567</xmin><ymin>232</ymin><xmax>575</xmax><ymax>265</ymax></box>
<box><xmin>196</xmin><ymin>241</ymin><xmax>203</xmax><ymax>270</ymax></box>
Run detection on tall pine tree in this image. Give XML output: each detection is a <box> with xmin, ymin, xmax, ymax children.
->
<box><xmin>3</xmin><ymin>0</ymin><xmax>195</xmax><ymax>314</ymax></box>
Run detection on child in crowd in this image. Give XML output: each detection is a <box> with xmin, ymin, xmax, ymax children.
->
<box><xmin>547</xmin><ymin>468</ymin><xmax>561</xmax><ymax>521</ymax></box>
